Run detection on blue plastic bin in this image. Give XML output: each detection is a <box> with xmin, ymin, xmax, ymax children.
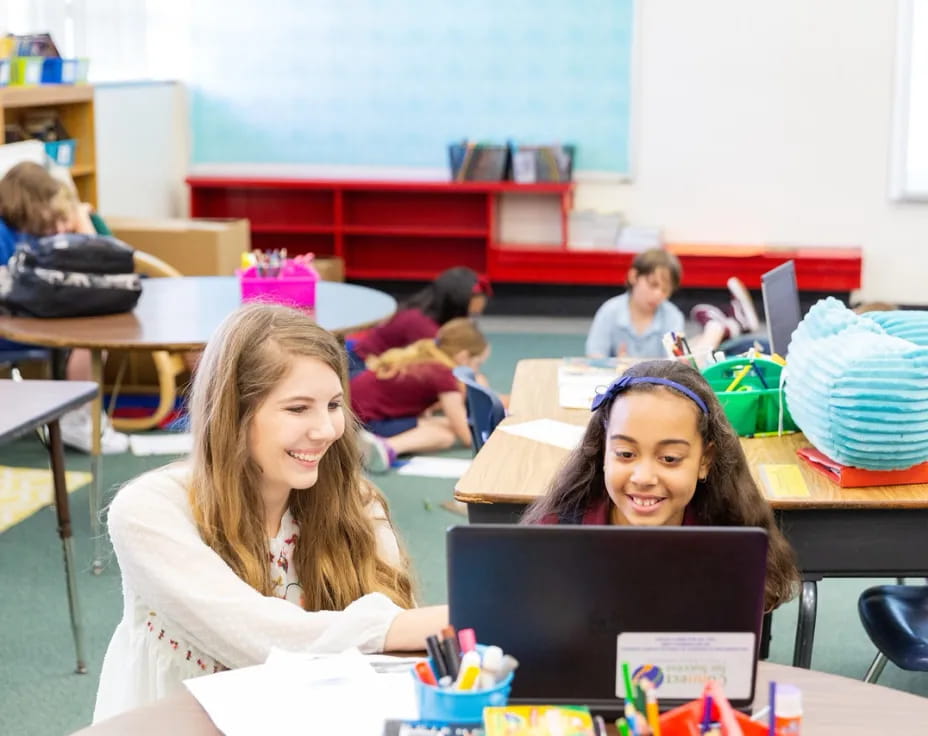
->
<box><xmin>413</xmin><ymin>656</ymin><xmax>513</xmax><ymax>723</ymax></box>
<box><xmin>44</xmin><ymin>139</ymin><xmax>77</xmax><ymax>167</ymax></box>
<box><xmin>41</xmin><ymin>57</ymin><xmax>80</xmax><ymax>84</ymax></box>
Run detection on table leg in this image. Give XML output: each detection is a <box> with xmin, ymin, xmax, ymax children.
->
<box><xmin>792</xmin><ymin>578</ymin><xmax>819</xmax><ymax>669</ymax></box>
<box><xmin>90</xmin><ymin>349</ymin><xmax>104</xmax><ymax>575</ymax></box>
<box><xmin>47</xmin><ymin>418</ymin><xmax>88</xmax><ymax>674</ymax></box>
<box><xmin>50</xmin><ymin>348</ymin><xmax>69</xmax><ymax>381</ymax></box>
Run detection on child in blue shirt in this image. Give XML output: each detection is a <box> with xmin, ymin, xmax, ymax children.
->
<box><xmin>0</xmin><ymin>162</ymin><xmax>129</xmax><ymax>453</ymax></box>
<box><xmin>585</xmin><ymin>249</ymin><xmax>685</xmax><ymax>358</ymax></box>
<box><xmin>522</xmin><ymin>359</ymin><xmax>798</xmax><ymax>611</ymax></box>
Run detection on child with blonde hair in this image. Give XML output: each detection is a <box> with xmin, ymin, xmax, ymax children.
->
<box><xmin>352</xmin><ymin>317</ymin><xmax>490</xmax><ymax>471</ymax></box>
<box><xmin>0</xmin><ymin>161</ymin><xmax>127</xmax><ymax>452</ymax></box>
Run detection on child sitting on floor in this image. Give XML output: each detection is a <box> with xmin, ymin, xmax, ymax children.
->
<box><xmin>348</xmin><ymin>266</ymin><xmax>491</xmax><ymax>374</ymax></box>
<box><xmin>352</xmin><ymin>317</ymin><xmax>490</xmax><ymax>472</ymax></box>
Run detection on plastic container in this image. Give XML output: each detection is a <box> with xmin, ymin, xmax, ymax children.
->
<box><xmin>237</xmin><ymin>258</ymin><xmax>319</xmax><ymax>311</ymax></box>
<box><xmin>774</xmin><ymin>683</ymin><xmax>802</xmax><ymax>735</ymax></box>
<box><xmin>44</xmin><ymin>139</ymin><xmax>77</xmax><ymax>167</ymax></box>
<box><xmin>658</xmin><ymin>696</ymin><xmax>768</xmax><ymax>735</ymax></box>
<box><xmin>701</xmin><ymin>356</ymin><xmax>798</xmax><ymax>436</ymax></box>
<box><xmin>412</xmin><ymin>646</ymin><xmax>514</xmax><ymax>723</ymax></box>
<box><xmin>41</xmin><ymin>57</ymin><xmax>81</xmax><ymax>84</ymax></box>
<box><xmin>9</xmin><ymin>56</ymin><xmax>43</xmax><ymax>86</ymax></box>
<box><xmin>0</xmin><ymin>59</ymin><xmax>10</xmax><ymax>87</ymax></box>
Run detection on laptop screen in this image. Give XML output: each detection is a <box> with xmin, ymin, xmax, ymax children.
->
<box><xmin>761</xmin><ymin>261</ymin><xmax>803</xmax><ymax>357</ymax></box>
<box><xmin>447</xmin><ymin>525</ymin><xmax>768</xmax><ymax>713</ymax></box>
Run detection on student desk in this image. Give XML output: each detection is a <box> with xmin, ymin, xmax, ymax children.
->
<box><xmin>454</xmin><ymin>359</ymin><xmax>928</xmax><ymax>669</ymax></box>
<box><xmin>0</xmin><ymin>277</ymin><xmax>397</xmax><ymax>574</ymax></box>
<box><xmin>0</xmin><ymin>379</ymin><xmax>98</xmax><ymax>674</ymax></box>
<box><xmin>70</xmin><ymin>661</ymin><xmax>928</xmax><ymax>735</ymax></box>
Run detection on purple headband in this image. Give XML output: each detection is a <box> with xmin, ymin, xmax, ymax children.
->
<box><xmin>591</xmin><ymin>375</ymin><xmax>709</xmax><ymax>414</ymax></box>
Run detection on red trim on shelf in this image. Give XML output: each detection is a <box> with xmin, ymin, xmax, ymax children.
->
<box><xmin>250</xmin><ymin>224</ymin><xmax>335</xmax><ymax>234</ymax></box>
<box><xmin>341</xmin><ymin>225</ymin><xmax>489</xmax><ymax>238</ymax></box>
<box><xmin>186</xmin><ymin>176</ymin><xmax>571</xmax><ymax>194</ymax></box>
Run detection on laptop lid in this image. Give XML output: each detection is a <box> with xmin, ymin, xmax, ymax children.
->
<box><xmin>447</xmin><ymin>525</ymin><xmax>767</xmax><ymax>712</ymax></box>
<box><xmin>761</xmin><ymin>260</ymin><xmax>802</xmax><ymax>357</ymax></box>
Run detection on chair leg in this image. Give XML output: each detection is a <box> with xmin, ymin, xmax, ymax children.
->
<box><xmin>864</xmin><ymin>651</ymin><xmax>889</xmax><ymax>683</ymax></box>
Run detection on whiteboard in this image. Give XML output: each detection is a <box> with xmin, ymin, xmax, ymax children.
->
<box><xmin>891</xmin><ymin>0</ymin><xmax>928</xmax><ymax>200</ymax></box>
<box><xmin>188</xmin><ymin>0</ymin><xmax>635</xmax><ymax>175</ymax></box>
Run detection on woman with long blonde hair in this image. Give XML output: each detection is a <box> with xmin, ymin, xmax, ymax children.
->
<box><xmin>94</xmin><ymin>303</ymin><xmax>446</xmax><ymax>722</ymax></box>
<box><xmin>352</xmin><ymin>317</ymin><xmax>492</xmax><ymax>472</ymax></box>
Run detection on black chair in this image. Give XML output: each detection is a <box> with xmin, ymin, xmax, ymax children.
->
<box><xmin>453</xmin><ymin>365</ymin><xmax>506</xmax><ymax>453</ymax></box>
<box><xmin>858</xmin><ymin>583</ymin><xmax>928</xmax><ymax>682</ymax></box>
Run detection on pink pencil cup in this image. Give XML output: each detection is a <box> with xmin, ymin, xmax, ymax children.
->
<box><xmin>237</xmin><ymin>259</ymin><xmax>320</xmax><ymax>311</ymax></box>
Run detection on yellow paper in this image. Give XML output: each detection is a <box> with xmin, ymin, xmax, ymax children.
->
<box><xmin>758</xmin><ymin>464</ymin><xmax>810</xmax><ymax>498</ymax></box>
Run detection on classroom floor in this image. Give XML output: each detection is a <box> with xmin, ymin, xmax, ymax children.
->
<box><xmin>1</xmin><ymin>320</ymin><xmax>926</xmax><ymax>736</ymax></box>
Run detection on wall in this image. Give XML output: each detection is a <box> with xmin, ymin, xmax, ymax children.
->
<box><xmin>94</xmin><ymin>2</ymin><xmax>928</xmax><ymax>303</ymax></box>
<box><xmin>186</xmin><ymin>0</ymin><xmax>634</xmax><ymax>174</ymax></box>
<box><xmin>576</xmin><ymin>0</ymin><xmax>928</xmax><ymax>304</ymax></box>
<box><xmin>95</xmin><ymin>81</ymin><xmax>189</xmax><ymax>218</ymax></box>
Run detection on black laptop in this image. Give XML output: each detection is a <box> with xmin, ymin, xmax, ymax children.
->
<box><xmin>761</xmin><ymin>260</ymin><xmax>803</xmax><ymax>357</ymax></box>
<box><xmin>447</xmin><ymin>525</ymin><xmax>768</xmax><ymax>713</ymax></box>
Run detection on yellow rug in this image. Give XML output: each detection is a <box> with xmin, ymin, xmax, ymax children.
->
<box><xmin>0</xmin><ymin>466</ymin><xmax>93</xmax><ymax>534</ymax></box>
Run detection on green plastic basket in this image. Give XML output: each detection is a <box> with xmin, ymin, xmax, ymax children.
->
<box><xmin>701</xmin><ymin>357</ymin><xmax>797</xmax><ymax>437</ymax></box>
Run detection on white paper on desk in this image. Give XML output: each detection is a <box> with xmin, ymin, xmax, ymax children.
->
<box><xmin>501</xmin><ymin>418</ymin><xmax>586</xmax><ymax>450</ymax></box>
<box><xmin>129</xmin><ymin>432</ymin><xmax>193</xmax><ymax>456</ymax></box>
<box><xmin>184</xmin><ymin>651</ymin><xmax>418</xmax><ymax>735</ymax></box>
<box><xmin>396</xmin><ymin>455</ymin><xmax>472</xmax><ymax>478</ymax></box>
<box><xmin>558</xmin><ymin>373</ymin><xmax>613</xmax><ymax>409</ymax></box>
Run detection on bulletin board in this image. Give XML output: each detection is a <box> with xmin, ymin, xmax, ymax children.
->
<box><xmin>189</xmin><ymin>0</ymin><xmax>635</xmax><ymax>175</ymax></box>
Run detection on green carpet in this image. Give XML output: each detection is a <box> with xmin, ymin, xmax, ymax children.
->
<box><xmin>1</xmin><ymin>330</ymin><xmax>926</xmax><ymax>735</ymax></box>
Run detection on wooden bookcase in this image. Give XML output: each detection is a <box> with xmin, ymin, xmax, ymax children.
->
<box><xmin>186</xmin><ymin>176</ymin><xmax>862</xmax><ymax>290</ymax></box>
<box><xmin>0</xmin><ymin>84</ymin><xmax>97</xmax><ymax>207</ymax></box>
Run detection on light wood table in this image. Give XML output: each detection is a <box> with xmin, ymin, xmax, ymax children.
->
<box><xmin>0</xmin><ymin>379</ymin><xmax>98</xmax><ymax>674</ymax></box>
<box><xmin>71</xmin><ymin>661</ymin><xmax>928</xmax><ymax>736</ymax></box>
<box><xmin>455</xmin><ymin>359</ymin><xmax>928</xmax><ymax>669</ymax></box>
<box><xmin>0</xmin><ymin>277</ymin><xmax>396</xmax><ymax>573</ymax></box>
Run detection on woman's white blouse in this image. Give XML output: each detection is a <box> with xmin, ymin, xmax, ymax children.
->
<box><xmin>93</xmin><ymin>464</ymin><xmax>404</xmax><ymax>722</ymax></box>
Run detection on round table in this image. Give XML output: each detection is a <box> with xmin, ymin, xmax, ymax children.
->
<box><xmin>71</xmin><ymin>661</ymin><xmax>928</xmax><ymax>736</ymax></box>
<box><xmin>0</xmin><ymin>277</ymin><xmax>397</xmax><ymax>350</ymax></box>
<box><xmin>0</xmin><ymin>277</ymin><xmax>397</xmax><ymax>571</ymax></box>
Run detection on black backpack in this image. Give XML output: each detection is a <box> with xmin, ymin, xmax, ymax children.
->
<box><xmin>1</xmin><ymin>233</ymin><xmax>142</xmax><ymax>318</ymax></box>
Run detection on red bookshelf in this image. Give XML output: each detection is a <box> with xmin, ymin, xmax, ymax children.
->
<box><xmin>187</xmin><ymin>177</ymin><xmax>862</xmax><ymax>291</ymax></box>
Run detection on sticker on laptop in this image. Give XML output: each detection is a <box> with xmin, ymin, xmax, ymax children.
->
<box><xmin>616</xmin><ymin>632</ymin><xmax>756</xmax><ymax>700</ymax></box>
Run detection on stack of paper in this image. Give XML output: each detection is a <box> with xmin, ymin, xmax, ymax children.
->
<box><xmin>557</xmin><ymin>357</ymin><xmax>624</xmax><ymax>410</ymax></box>
<box><xmin>184</xmin><ymin>650</ymin><xmax>419</xmax><ymax>735</ymax></box>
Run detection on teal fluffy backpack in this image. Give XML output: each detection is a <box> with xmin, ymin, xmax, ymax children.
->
<box><xmin>785</xmin><ymin>298</ymin><xmax>928</xmax><ymax>470</ymax></box>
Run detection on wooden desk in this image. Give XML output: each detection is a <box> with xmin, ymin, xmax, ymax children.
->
<box><xmin>0</xmin><ymin>379</ymin><xmax>98</xmax><ymax>674</ymax></box>
<box><xmin>0</xmin><ymin>278</ymin><xmax>397</xmax><ymax>573</ymax></box>
<box><xmin>455</xmin><ymin>359</ymin><xmax>928</xmax><ymax>668</ymax></box>
<box><xmin>71</xmin><ymin>662</ymin><xmax>928</xmax><ymax>736</ymax></box>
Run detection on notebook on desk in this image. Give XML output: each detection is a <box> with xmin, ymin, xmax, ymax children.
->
<box><xmin>448</xmin><ymin>525</ymin><xmax>768</xmax><ymax>714</ymax></box>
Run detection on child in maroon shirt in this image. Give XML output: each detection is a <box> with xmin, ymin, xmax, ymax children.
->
<box><xmin>348</xmin><ymin>267</ymin><xmax>491</xmax><ymax>373</ymax></box>
<box><xmin>352</xmin><ymin>317</ymin><xmax>491</xmax><ymax>471</ymax></box>
<box><xmin>522</xmin><ymin>360</ymin><xmax>798</xmax><ymax>612</ymax></box>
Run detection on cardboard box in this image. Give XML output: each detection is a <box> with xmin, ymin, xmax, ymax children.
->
<box><xmin>107</xmin><ymin>217</ymin><xmax>251</xmax><ymax>276</ymax></box>
<box><xmin>314</xmin><ymin>256</ymin><xmax>344</xmax><ymax>282</ymax></box>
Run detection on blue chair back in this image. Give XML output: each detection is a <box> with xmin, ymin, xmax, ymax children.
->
<box><xmin>453</xmin><ymin>365</ymin><xmax>506</xmax><ymax>453</ymax></box>
<box><xmin>858</xmin><ymin>584</ymin><xmax>928</xmax><ymax>673</ymax></box>
<box><xmin>0</xmin><ymin>347</ymin><xmax>51</xmax><ymax>368</ymax></box>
